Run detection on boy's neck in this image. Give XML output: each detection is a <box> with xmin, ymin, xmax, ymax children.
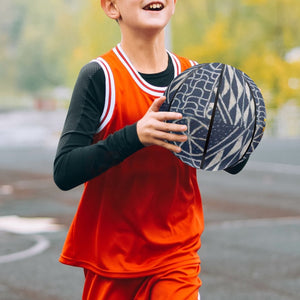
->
<box><xmin>120</xmin><ymin>31</ymin><xmax>168</xmax><ymax>74</ymax></box>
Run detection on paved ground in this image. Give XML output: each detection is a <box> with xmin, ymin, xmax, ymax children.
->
<box><xmin>0</xmin><ymin>109</ymin><xmax>299</xmax><ymax>300</ymax></box>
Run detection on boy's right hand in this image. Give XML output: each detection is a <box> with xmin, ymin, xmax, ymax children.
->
<box><xmin>137</xmin><ymin>96</ymin><xmax>188</xmax><ymax>153</ymax></box>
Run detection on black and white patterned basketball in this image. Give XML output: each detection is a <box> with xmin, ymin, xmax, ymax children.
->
<box><xmin>160</xmin><ymin>63</ymin><xmax>266</xmax><ymax>171</ymax></box>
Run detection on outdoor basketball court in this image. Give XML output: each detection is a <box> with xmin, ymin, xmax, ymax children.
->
<box><xmin>0</xmin><ymin>109</ymin><xmax>299</xmax><ymax>300</ymax></box>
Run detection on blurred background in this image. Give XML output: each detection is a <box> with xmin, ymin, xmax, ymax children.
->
<box><xmin>0</xmin><ymin>1</ymin><xmax>299</xmax><ymax>300</ymax></box>
<box><xmin>1</xmin><ymin>0</ymin><xmax>300</xmax><ymax>135</ymax></box>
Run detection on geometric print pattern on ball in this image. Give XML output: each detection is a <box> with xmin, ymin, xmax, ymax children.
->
<box><xmin>161</xmin><ymin>63</ymin><xmax>266</xmax><ymax>170</ymax></box>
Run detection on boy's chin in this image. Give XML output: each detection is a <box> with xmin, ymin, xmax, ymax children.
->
<box><xmin>141</xmin><ymin>19</ymin><xmax>170</xmax><ymax>31</ymax></box>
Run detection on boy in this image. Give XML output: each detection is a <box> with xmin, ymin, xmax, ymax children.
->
<box><xmin>54</xmin><ymin>0</ymin><xmax>204</xmax><ymax>299</ymax></box>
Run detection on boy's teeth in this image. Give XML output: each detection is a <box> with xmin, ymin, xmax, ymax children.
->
<box><xmin>145</xmin><ymin>3</ymin><xmax>163</xmax><ymax>10</ymax></box>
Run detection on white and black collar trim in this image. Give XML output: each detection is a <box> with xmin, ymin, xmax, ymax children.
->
<box><xmin>113</xmin><ymin>44</ymin><xmax>181</xmax><ymax>97</ymax></box>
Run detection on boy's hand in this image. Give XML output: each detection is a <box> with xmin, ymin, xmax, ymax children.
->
<box><xmin>137</xmin><ymin>96</ymin><xmax>188</xmax><ymax>153</ymax></box>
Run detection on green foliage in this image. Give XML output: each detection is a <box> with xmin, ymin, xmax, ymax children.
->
<box><xmin>0</xmin><ymin>0</ymin><xmax>80</xmax><ymax>94</ymax></box>
<box><xmin>66</xmin><ymin>0</ymin><xmax>120</xmax><ymax>84</ymax></box>
<box><xmin>173</xmin><ymin>0</ymin><xmax>300</xmax><ymax>109</ymax></box>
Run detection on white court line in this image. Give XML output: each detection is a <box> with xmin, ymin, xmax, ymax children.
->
<box><xmin>0</xmin><ymin>216</ymin><xmax>62</xmax><ymax>264</ymax></box>
<box><xmin>206</xmin><ymin>216</ymin><xmax>300</xmax><ymax>231</ymax></box>
<box><xmin>0</xmin><ymin>179</ymin><xmax>52</xmax><ymax>195</ymax></box>
<box><xmin>0</xmin><ymin>215</ymin><xmax>63</xmax><ymax>234</ymax></box>
<box><xmin>0</xmin><ymin>234</ymin><xmax>49</xmax><ymax>264</ymax></box>
<box><xmin>247</xmin><ymin>161</ymin><xmax>300</xmax><ymax>175</ymax></box>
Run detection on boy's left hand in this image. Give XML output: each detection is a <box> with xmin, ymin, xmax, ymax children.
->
<box><xmin>136</xmin><ymin>96</ymin><xmax>187</xmax><ymax>153</ymax></box>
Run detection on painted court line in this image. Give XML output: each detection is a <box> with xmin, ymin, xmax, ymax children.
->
<box><xmin>0</xmin><ymin>215</ymin><xmax>63</xmax><ymax>264</ymax></box>
<box><xmin>0</xmin><ymin>234</ymin><xmax>49</xmax><ymax>264</ymax></box>
<box><xmin>0</xmin><ymin>215</ymin><xmax>63</xmax><ymax>234</ymax></box>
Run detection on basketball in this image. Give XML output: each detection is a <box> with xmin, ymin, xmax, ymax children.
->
<box><xmin>160</xmin><ymin>62</ymin><xmax>266</xmax><ymax>171</ymax></box>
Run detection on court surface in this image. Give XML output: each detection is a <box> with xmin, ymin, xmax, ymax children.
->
<box><xmin>0</xmin><ymin>109</ymin><xmax>299</xmax><ymax>300</ymax></box>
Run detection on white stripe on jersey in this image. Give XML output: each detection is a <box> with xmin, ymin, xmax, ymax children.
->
<box><xmin>91</xmin><ymin>57</ymin><xmax>116</xmax><ymax>133</ymax></box>
<box><xmin>167</xmin><ymin>50</ymin><xmax>181</xmax><ymax>76</ymax></box>
<box><xmin>190</xmin><ymin>60</ymin><xmax>198</xmax><ymax>66</ymax></box>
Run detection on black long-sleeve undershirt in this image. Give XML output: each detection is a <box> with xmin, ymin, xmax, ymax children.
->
<box><xmin>53</xmin><ymin>57</ymin><xmax>246</xmax><ymax>191</ymax></box>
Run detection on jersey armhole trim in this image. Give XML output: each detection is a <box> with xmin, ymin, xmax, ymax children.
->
<box><xmin>167</xmin><ymin>51</ymin><xmax>181</xmax><ymax>77</ymax></box>
<box><xmin>91</xmin><ymin>58</ymin><xmax>116</xmax><ymax>133</ymax></box>
<box><xmin>189</xmin><ymin>60</ymin><xmax>198</xmax><ymax>67</ymax></box>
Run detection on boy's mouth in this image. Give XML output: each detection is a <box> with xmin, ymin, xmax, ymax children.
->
<box><xmin>143</xmin><ymin>2</ymin><xmax>164</xmax><ymax>11</ymax></box>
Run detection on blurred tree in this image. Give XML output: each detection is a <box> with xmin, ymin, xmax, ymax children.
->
<box><xmin>0</xmin><ymin>0</ymin><xmax>80</xmax><ymax>96</ymax></box>
<box><xmin>173</xmin><ymin>0</ymin><xmax>300</xmax><ymax>109</ymax></box>
<box><xmin>0</xmin><ymin>0</ymin><xmax>27</xmax><ymax>92</ymax></box>
<box><xmin>66</xmin><ymin>0</ymin><xmax>120</xmax><ymax>84</ymax></box>
<box><xmin>15</xmin><ymin>1</ymin><xmax>75</xmax><ymax>94</ymax></box>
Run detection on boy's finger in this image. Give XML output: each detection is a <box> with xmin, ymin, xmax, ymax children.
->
<box><xmin>150</xmin><ymin>118</ymin><xmax>187</xmax><ymax>133</ymax></box>
<box><xmin>149</xmin><ymin>97</ymin><xmax>184</xmax><ymax>121</ymax></box>
<box><xmin>155</xmin><ymin>111</ymin><xmax>184</xmax><ymax>122</ymax></box>
<box><xmin>160</xmin><ymin>132</ymin><xmax>187</xmax><ymax>143</ymax></box>
<box><xmin>159</xmin><ymin>122</ymin><xmax>187</xmax><ymax>133</ymax></box>
<box><xmin>150</xmin><ymin>96</ymin><xmax>166</xmax><ymax>112</ymax></box>
<box><xmin>157</xmin><ymin>140</ymin><xmax>183</xmax><ymax>153</ymax></box>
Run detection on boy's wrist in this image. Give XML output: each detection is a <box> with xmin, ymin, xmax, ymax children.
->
<box><xmin>111</xmin><ymin>123</ymin><xmax>144</xmax><ymax>160</ymax></box>
<box><xmin>128</xmin><ymin>122</ymin><xmax>145</xmax><ymax>151</ymax></box>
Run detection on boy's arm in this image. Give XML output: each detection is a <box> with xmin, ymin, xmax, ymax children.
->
<box><xmin>53</xmin><ymin>62</ymin><xmax>144</xmax><ymax>191</ymax></box>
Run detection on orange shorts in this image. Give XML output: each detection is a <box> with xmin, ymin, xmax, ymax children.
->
<box><xmin>82</xmin><ymin>264</ymin><xmax>201</xmax><ymax>300</ymax></box>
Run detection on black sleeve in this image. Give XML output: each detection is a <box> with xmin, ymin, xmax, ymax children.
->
<box><xmin>53</xmin><ymin>62</ymin><xmax>144</xmax><ymax>191</ymax></box>
<box><xmin>224</xmin><ymin>157</ymin><xmax>249</xmax><ymax>174</ymax></box>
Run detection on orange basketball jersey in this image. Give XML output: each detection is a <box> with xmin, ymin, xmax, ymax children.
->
<box><xmin>59</xmin><ymin>44</ymin><xmax>204</xmax><ymax>278</ymax></box>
